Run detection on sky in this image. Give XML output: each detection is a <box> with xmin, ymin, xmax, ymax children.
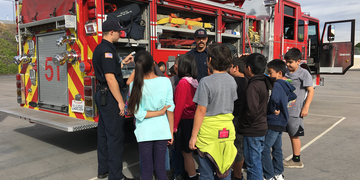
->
<box><xmin>299</xmin><ymin>0</ymin><xmax>360</xmax><ymax>44</ymax></box>
<box><xmin>0</xmin><ymin>0</ymin><xmax>359</xmax><ymax>43</ymax></box>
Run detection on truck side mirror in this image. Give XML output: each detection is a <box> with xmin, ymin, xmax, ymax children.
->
<box><xmin>327</xmin><ymin>25</ymin><xmax>335</xmax><ymax>42</ymax></box>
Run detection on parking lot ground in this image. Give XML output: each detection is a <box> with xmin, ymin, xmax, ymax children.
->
<box><xmin>1</xmin><ymin>70</ymin><xmax>360</xmax><ymax>180</ymax></box>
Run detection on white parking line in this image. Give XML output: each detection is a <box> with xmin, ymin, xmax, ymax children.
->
<box><xmin>315</xmin><ymin>95</ymin><xmax>360</xmax><ymax>99</ymax></box>
<box><xmin>88</xmin><ymin>162</ymin><xmax>140</xmax><ymax>180</ymax></box>
<box><xmin>284</xmin><ymin>117</ymin><xmax>346</xmax><ymax>161</ymax></box>
<box><xmin>308</xmin><ymin>113</ymin><xmax>344</xmax><ymax>119</ymax></box>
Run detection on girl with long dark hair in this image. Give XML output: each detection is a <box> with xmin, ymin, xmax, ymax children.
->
<box><xmin>173</xmin><ymin>54</ymin><xmax>199</xmax><ymax>180</ymax></box>
<box><xmin>127</xmin><ymin>50</ymin><xmax>174</xmax><ymax>180</ymax></box>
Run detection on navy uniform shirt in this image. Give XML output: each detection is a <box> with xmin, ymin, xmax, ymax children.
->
<box><xmin>187</xmin><ymin>47</ymin><xmax>208</xmax><ymax>82</ymax></box>
<box><xmin>93</xmin><ymin>39</ymin><xmax>125</xmax><ymax>88</ymax></box>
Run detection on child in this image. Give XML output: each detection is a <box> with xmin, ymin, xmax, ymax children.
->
<box><xmin>262</xmin><ymin>59</ymin><xmax>297</xmax><ymax>180</ymax></box>
<box><xmin>238</xmin><ymin>53</ymin><xmax>275</xmax><ymax>180</ymax></box>
<box><xmin>169</xmin><ymin>55</ymin><xmax>185</xmax><ymax>180</ymax></box>
<box><xmin>189</xmin><ymin>43</ymin><xmax>238</xmax><ymax>180</ymax></box>
<box><xmin>174</xmin><ymin>54</ymin><xmax>198</xmax><ymax>180</ymax></box>
<box><xmin>283</xmin><ymin>48</ymin><xmax>314</xmax><ymax>168</ymax></box>
<box><xmin>170</xmin><ymin>56</ymin><xmax>180</xmax><ymax>92</ymax></box>
<box><xmin>127</xmin><ymin>50</ymin><xmax>175</xmax><ymax>180</ymax></box>
<box><xmin>229</xmin><ymin>55</ymin><xmax>249</xmax><ymax>180</ymax></box>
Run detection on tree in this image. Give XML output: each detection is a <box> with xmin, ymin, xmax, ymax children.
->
<box><xmin>355</xmin><ymin>42</ymin><xmax>360</xmax><ymax>48</ymax></box>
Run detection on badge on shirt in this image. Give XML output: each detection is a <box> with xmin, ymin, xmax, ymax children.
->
<box><xmin>218</xmin><ymin>128</ymin><xmax>229</xmax><ymax>139</ymax></box>
<box><xmin>105</xmin><ymin>53</ymin><xmax>113</xmax><ymax>58</ymax></box>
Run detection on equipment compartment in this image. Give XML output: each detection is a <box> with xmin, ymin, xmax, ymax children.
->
<box><xmin>104</xmin><ymin>0</ymin><xmax>150</xmax><ymax>44</ymax></box>
<box><xmin>156</xmin><ymin>6</ymin><xmax>216</xmax><ymax>50</ymax></box>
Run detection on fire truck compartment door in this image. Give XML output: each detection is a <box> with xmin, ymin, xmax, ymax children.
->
<box><xmin>319</xmin><ymin>19</ymin><xmax>355</xmax><ymax>74</ymax></box>
<box><xmin>37</xmin><ymin>32</ymin><xmax>68</xmax><ymax>112</ymax></box>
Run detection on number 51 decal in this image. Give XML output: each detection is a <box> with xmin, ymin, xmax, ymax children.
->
<box><xmin>45</xmin><ymin>57</ymin><xmax>60</xmax><ymax>81</ymax></box>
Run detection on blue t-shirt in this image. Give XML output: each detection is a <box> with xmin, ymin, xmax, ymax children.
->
<box><xmin>130</xmin><ymin>77</ymin><xmax>175</xmax><ymax>142</ymax></box>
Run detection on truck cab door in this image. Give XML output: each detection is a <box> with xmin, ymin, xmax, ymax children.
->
<box><xmin>319</xmin><ymin>19</ymin><xmax>355</xmax><ymax>74</ymax></box>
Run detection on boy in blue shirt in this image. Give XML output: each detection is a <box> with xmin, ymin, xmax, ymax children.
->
<box><xmin>262</xmin><ymin>59</ymin><xmax>296</xmax><ymax>180</ymax></box>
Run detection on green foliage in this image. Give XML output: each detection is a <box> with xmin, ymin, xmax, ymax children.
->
<box><xmin>355</xmin><ymin>42</ymin><xmax>360</xmax><ymax>48</ymax></box>
<box><xmin>0</xmin><ymin>24</ymin><xmax>18</xmax><ymax>74</ymax></box>
<box><xmin>355</xmin><ymin>47</ymin><xmax>360</xmax><ymax>55</ymax></box>
<box><xmin>4</xmin><ymin>31</ymin><xmax>12</xmax><ymax>39</ymax></box>
<box><xmin>0</xmin><ymin>61</ymin><xmax>17</xmax><ymax>74</ymax></box>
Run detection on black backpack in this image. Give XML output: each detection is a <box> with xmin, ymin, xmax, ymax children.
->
<box><xmin>107</xmin><ymin>3</ymin><xmax>145</xmax><ymax>40</ymax></box>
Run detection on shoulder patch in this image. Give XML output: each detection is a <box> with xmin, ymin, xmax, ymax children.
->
<box><xmin>105</xmin><ymin>53</ymin><xmax>113</xmax><ymax>58</ymax></box>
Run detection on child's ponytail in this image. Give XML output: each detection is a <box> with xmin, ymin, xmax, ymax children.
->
<box><xmin>128</xmin><ymin>50</ymin><xmax>154</xmax><ymax>114</ymax></box>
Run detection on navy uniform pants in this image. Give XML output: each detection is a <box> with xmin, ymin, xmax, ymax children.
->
<box><xmin>95</xmin><ymin>91</ymin><xmax>125</xmax><ymax>180</ymax></box>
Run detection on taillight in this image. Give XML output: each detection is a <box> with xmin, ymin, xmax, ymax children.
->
<box><xmin>17</xmin><ymin>89</ymin><xmax>22</xmax><ymax>96</ymax></box>
<box><xmin>83</xmin><ymin>76</ymin><xmax>96</xmax><ymax>117</ymax></box>
<box><xmin>84</xmin><ymin>77</ymin><xmax>92</xmax><ymax>86</ymax></box>
<box><xmin>87</xmin><ymin>0</ymin><xmax>95</xmax><ymax>8</ymax></box>
<box><xmin>16</xmin><ymin>73</ymin><xmax>25</xmax><ymax>104</ymax></box>
<box><xmin>85</xmin><ymin>97</ymin><xmax>92</xmax><ymax>106</ymax></box>
<box><xmin>84</xmin><ymin>87</ymin><xmax>92</xmax><ymax>96</ymax></box>
<box><xmin>16</xmin><ymin>74</ymin><xmax>21</xmax><ymax>81</ymax></box>
<box><xmin>88</xmin><ymin>9</ymin><xmax>96</xmax><ymax>20</ymax></box>
<box><xmin>16</xmin><ymin>81</ymin><xmax>21</xmax><ymax>88</ymax></box>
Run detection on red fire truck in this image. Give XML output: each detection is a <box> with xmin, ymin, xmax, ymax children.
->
<box><xmin>1</xmin><ymin>0</ymin><xmax>355</xmax><ymax>132</ymax></box>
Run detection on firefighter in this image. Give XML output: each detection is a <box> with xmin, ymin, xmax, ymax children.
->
<box><xmin>186</xmin><ymin>29</ymin><xmax>209</xmax><ymax>82</ymax></box>
<box><xmin>92</xmin><ymin>18</ymin><xmax>134</xmax><ymax>180</ymax></box>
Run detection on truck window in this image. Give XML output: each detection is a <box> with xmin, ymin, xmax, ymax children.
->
<box><xmin>284</xmin><ymin>5</ymin><xmax>294</xmax><ymax>16</ymax></box>
<box><xmin>298</xmin><ymin>20</ymin><xmax>304</xmax><ymax>42</ymax></box>
<box><xmin>284</xmin><ymin>16</ymin><xmax>295</xmax><ymax>40</ymax></box>
<box><xmin>283</xmin><ymin>5</ymin><xmax>295</xmax><ymax>40</ymax></box>
<box><xmin>308</xmin><ymin>21</ymin><xmax>319</xmax><ymax>60</ymax></box>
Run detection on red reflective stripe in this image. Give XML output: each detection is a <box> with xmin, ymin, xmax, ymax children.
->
<box><xmin>85</xmin><ymin>36</ymin><xmax>97</xmax><ymax>52</ymax></box>
<box><xmin>68</xmin><ymin>89</ymin><xmax>85</xmax><ymax>119</ymax></box>
<box><xmin>67</xmin><ymin>63</ymin><xmax>84</xmax><ymax>96</ymax></box>
<box><xmin>25</xmin><ymin>77</ymin><xmax>32</xmax><ymax>99</ymax></box>
<box><xmin>316</xmin><ymin>74</ymin><xmax>320</xmax><ymax>86</ymax></box>
<box><xmin>31</xmin><ymin>87</ymin><xmax>38</xmax><ymax>104</ymax></box>
<box><xmin>20</xmin><ymin>63</ymin><xmax>28</xmax><ymax>74</ymax></box>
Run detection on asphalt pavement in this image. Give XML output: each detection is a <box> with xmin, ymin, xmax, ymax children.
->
<box><xmin>0</xmin><ymin>70</ymin><xmax>360</xmax><ymax>180</ymax></box>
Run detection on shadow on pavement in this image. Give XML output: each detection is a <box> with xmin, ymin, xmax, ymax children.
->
<box><xmin>13</xmin><ymin>120</ymin><xmax>137</xmax><ymax>155</ymax></box>
<box><xmin>0</xmin><ymin>113</ymin><xmax>8</xmax><ymax>123</ymax></box>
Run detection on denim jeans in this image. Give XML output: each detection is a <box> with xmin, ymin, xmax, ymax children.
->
<box><xmin>261</xmin><ymin>130</ymin><xmax>284</xmax><ymax>179</ymax></box>
<box><xmin>171</xmin><ymin>149</ymin><xmax>184</xmax><ymax>176</ymax></box>
<box><xmin>198</xmin><ymin>154</ymin><xmax>231</xmax><ymax>180</ymax></box>
<box><xmin>243</xmin><ymin>136</ymin><xmax>265</xmax><ymax>180</ymax></box>
<box><xmin>165</xmin><ymin>147</ymin><xmax>170</xmax><ymax>170</ymax></box>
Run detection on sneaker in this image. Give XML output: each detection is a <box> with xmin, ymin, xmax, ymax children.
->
<box><xmin>274</xmin><ymin>174</ymin><xmax>285</xmax><ymax>180</ymax></box>
<box><xmin>283</xmin><ymin>159</ymin><xmax>304</xmax><ymax>168</ymax></box>
<box><xmin>264</xmin><ymin>178</ymin><xmax>275</xmax><ymax>180</ymax></box>
<box><xmin>97</xmin><ymin>173</ymin><xmax>108</xmax><ymax>179</ymax></box>
<box><xmin>174</xmin><ymin>174</ymin><xmax>183</xmax><ymax>180</ymax></box>
<box><xmin>122</xmin><ymin>177</ymin><xmax>135</xmax><ymax>180</ymax></box>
